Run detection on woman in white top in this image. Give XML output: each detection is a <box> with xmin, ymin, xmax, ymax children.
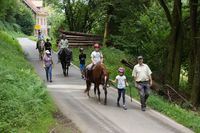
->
<box><xmin>112</xmin><ymin>67</ymin><xmax>129</xmax><ymax>110</ymax></box>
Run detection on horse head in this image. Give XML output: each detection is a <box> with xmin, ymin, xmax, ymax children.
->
<box><xmin>99</xmin><ymin>64</ymin><xmax>109</xmax><ymax>89</ymax></box>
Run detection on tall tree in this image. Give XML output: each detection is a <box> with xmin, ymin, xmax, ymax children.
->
<box><xmin>189</xmin><ymin>0</ymin><xmax>200</xmax><ymax>107</ymax></box>
<box><xmin>159</xmin><ymin>0</ymin><xmax>183</xmax><ymax>89</ymax></box>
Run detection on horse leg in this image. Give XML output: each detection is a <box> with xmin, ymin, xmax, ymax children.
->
<box><xmin>62</xmin><ymin>62</ymin><xmax>67</xmax><ymax>77</ymax></box>
<box><xmin>66</xmin><ymin>65</ymin><xmax>69</xmax><ymax>76</ymax></box>
<box><xmin>97</xmin><ymin>85</ymin><xmax>101</xmax><ymax>103</ymax></box>
<box><xmin>94</xmin><ymin>84</ymin><xmax>97</xmax><ymax>96</ymax></box>
<box><xmin>61</xmin><ymin>62</ymin><xmax>66</xmax><ymax>76</ymax></box>
<box><xmin>104</xmin><ymin>87</ymin><xmax>107</xmax><ymax>105</ymax></box>
<box><xmin>85</xmin><ymin>80</ymin><xmax>91</xmax><ymax>98</ymax></box>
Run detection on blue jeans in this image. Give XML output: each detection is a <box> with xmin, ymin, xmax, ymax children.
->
<box><xmin>117</xmin><ymin>88</ymin><xmax>126</xmax><ymax>105</ymax></box>
<box><xmin>45</xmin><ymin>64</ymin><xmax>52</xmax><ymax>81</ymax></box>
<box><xmin>80</xmin><ymin>64</ymin><xmax>85</xmax><ymax>71</ymax></box>
<box><xmin>137</xmin><ymin>82</ymin><xmax>150</xmax><ymax>107</ymax></box>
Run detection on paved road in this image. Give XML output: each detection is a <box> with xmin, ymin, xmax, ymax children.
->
<box><xmin>18</xmin><ymin>38</ymin><xmax>193</xmax><ymax>133</ymax></box>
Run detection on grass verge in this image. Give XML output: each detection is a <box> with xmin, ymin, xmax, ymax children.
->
<box><xmin>0</xmin><ymin>31</ymin><xmax>56</xmax><ymax>132</ymax></box>
<box><xmin>72</xmin><ymin>47</ymin><xmax>200</xmax><ymax>133</ymax></box>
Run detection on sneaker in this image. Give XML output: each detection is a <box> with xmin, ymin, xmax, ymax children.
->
<box><xmin>123</xmin><ymin>105</ymin><xmax>127</xmax><ymax>110</ymax></box>
<box><xmin>141</xmin><ymin>107</ymin><xmax>146</xmax><ymax>111</ymax></box>
<box><xmin>117</xmin><ymin>103</ymin><xmax>120</xmax><ymax>107</ymax></box>
<box><xmin>50</xmin><ymin>80</ymin><xmax>52</xmax><ymax>83</ymax></box>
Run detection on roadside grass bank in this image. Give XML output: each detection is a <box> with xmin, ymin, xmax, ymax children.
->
<box><xmin>72</xmin><ymin>47</ymin><xmax>200</xmax><ymax>133</ymax></box>
<box><xmin>0</xmin><ymin>31</ymin><xmax>56</xmax><ymax>132</ymax></box>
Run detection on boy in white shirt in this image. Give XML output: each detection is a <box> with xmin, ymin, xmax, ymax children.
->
<box><xmin>112</xmin><ymin>67</ymin><xmax>129</xmax><ymax>110</ymax></box>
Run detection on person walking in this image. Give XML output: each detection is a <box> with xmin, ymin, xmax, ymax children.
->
<box><xmin>43</xmin><ymin>50</ymin><xmax>53</xmax><ymax>82</ymax></box>
<box><xmin>112</xmin><ymin>67</ymin><xmax>129</xmax><ymax>110</ymax></box>
<box><xmin>132</xmin><ymin>56</ymin><xmax>152</xmax><ymax>111</ymax></box>
<box><xmin>79</xmin><ymin>48</ymin><xmax>86</xmax><ymax>79</ymax></box>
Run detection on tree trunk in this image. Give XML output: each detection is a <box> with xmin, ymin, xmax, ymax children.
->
<box><xmin>189</xmin><ymin>0</ymin><xmax>200</xmax><ymax>106</ymax></box>
<box><xmin>191</xmin><ymin>44</ymin><xmax>200</xmax><ymax>106</ymax></box>
<box><xmin>165</xmin><ymin>0</ymin><xmax>182</xmax><ymax>89</ymax></box>
<box><xmin>103</xmin><ymin>14</ymin><xmax>109</xmax><ymax>46</ymax></box>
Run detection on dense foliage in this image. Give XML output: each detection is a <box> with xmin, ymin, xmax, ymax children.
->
<box><xmin>0</xmin><ymin>0</ymin><xmax>35</xmax><ymax>35</ymax></box>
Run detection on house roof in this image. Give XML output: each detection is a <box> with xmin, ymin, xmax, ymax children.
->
<box><xmin>23</xmin><ymin>0</ymin><xmax>48</xmax><ymax>16</ymax></box>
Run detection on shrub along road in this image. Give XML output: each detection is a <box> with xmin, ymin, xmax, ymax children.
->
<box><xmin>18</xmin><ymin>38</ymin><xmax>193</xmax><ymax>133</ymax></box>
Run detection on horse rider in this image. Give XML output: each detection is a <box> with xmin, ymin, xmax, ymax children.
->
<box><xmin>36</xmin><ymin>30</ymin><xmax>44</xmax><ymax>49</ymax></box>
<box><xmin>86</xmin><ymin>43</ymin><xmax>103</xmax><ymax>80</ymax></box>
<box><xmin>57</xmin><ymin>35</ymin><xmax>69</xmax><ymax>62</ymax></box>
<box><xmin>44</xmin><ymin>38</ymin><xmax>52</xmax><ymax>53</ymax></box>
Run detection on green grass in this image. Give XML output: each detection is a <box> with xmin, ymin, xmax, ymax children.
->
<box><xmin>72</xmin><ymin>47</ymin><xmax>200</xmax><ymax>133</ymax></box>
<box><xmin>0</xmin><ymin>31</ymin><xmax>56</xmax><ymax>132</ymax></box>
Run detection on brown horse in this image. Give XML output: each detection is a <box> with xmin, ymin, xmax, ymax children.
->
<box><xmin>36</xmin><ymin>40</ymin><xmax>45</xmax><ymax>60</ymax></box>
<box><xmin>84</xmin><ymin>63</ymin><xmax>109</xmax><ymax>105</ymax></box>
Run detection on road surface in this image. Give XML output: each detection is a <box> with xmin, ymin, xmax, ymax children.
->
<box><xmin>18</xmin><ymin>38</ymin><xmax>193</xmax><ymax>133</ymax></box>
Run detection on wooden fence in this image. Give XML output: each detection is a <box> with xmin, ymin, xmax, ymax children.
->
<box><xmin>60</xmin><ymin>31</ymin><xmax>102</xmax><ymax>48</ymax></box>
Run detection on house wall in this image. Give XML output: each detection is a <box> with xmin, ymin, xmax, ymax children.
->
<box><xmin>35</xmin><ymin>14</ymin><xmax>48</xmax><ymax>36</ymax></box>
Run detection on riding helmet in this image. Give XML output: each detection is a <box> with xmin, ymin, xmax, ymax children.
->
<box><xmin>118</xmin><ymin>67</ymin><xmax>125</xmax><ymax>73</ymax></box>
<box><xmin>94</xmin><ymin>43</ymin><xmax>100</xmax><ymax>48</ymax></box>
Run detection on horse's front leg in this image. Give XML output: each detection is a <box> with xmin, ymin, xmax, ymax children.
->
<box><xmin>66</xmin><ymin>65</ymin><xmax>69</xmax><ymax>76</ymax></box>
<box><xmin>97</xmin><ymin>85</ymin><xmax>101</xmax><ymax>103</ymax></box>
<box><xmin>104</xmin><ymin>86</ymin><xmax>107</xmax><ymax>105</ymax></box>
<box><xmin>85</xmin><ymin>81</ymin><xmax>91</xmax><ymax>98</ymax></box>
<box><xmin>94</xmin><ymin>84</ymin><xmax>97</xmax><ymax>97</ymax></box>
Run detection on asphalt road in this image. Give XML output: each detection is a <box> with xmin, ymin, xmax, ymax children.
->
<box><xmin>18</xmin><ymin>38</ymin><xmax>194</xmax><ymax>133</ymax></box>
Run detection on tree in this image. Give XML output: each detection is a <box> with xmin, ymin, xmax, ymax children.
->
<box><xmin>158</xmin><ymin>0</ymin><xmax>183</xmax><ymax>89</ymax></box>
<box><xmin>189</xmin><ymin>0</ymin><xmax>200</xmax><ymax>107</ymax></box>
<box><xmin>15</xmin><ymin>3</ymin><xmax>35</xmax><ymax>35</ymax></box>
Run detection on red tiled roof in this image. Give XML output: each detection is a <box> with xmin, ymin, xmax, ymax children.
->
<box><xmin>23</xmin><ymin>0</ymin><xmax>48</xmax><ymax>15</ymax></box>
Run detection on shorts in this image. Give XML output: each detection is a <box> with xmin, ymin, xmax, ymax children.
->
<box><xmin>80</xmin><ymin>64</ymin><xmax>85</xmax><ymax>71</ymax></box>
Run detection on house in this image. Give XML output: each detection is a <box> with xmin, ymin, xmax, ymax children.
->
<box><xmin>23</xmin><ymin>0</ymin><xmax>48</xmax><ymax>36</ymax></box>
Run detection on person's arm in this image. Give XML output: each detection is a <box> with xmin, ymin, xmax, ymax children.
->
<box><xmin>132</xmin><ymin>67</ymin><xmax>137</xmax><ymax>87</ymax></box>
<box><xmin>149</xmin><ymin>74</ymin><xmax>152</xmax><ymax>86</ymax></box>
<box><xmin>91</xmin><ymin>52</ymin><xmax>95</xmax><ymax>64</ymax></box>
<box><xmin>147</xmin><ymin>65</ymin><xmax>153</xmax><ymax>86</ymax></box>
<box><xmin>43</xmin><ymin>57</ymin><xmax>46</xmax><ymax>68</ymax></box>
<box><xmin>125</xmin><ymin>79</ymin><xmax>129</xmax><ymax>87</ymax></box>
<box><xmin>111</xmin><ymin>79</ymin><xmax>117</xmax><ymax>83</ymax></box>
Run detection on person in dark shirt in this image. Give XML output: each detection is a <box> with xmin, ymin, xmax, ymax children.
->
<box><xmin>45</xmin><ymin>38</ymin><xmax>52</xmax><ymax>53</ymax></box>
<box><xmin>79</xmin><ymin>48</ymin><xmax>86</xmax><ymax>79</ymax></box>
